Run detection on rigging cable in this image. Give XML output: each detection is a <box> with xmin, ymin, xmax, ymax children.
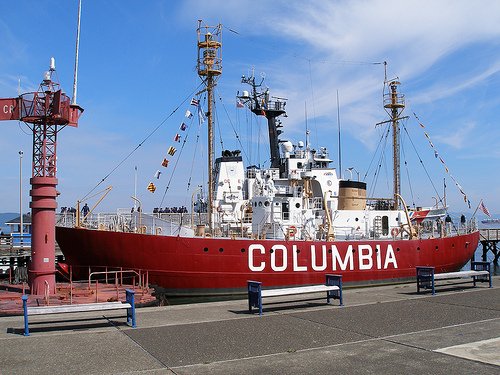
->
<box><xmin>215</xmin><ymin>88</ymin><xmax>251</xmax><ymax>165</ymax></box>
<box><xmin>80</xmin><ymin>82</ymin><xmax>205</xmax><ymax>202</ymax></box>
<box><xmin>400</xmin><ymin>122</ymin><xmax>444</xmax><ymax>207</ymax></box>
<box><xmin>158</xmin><ymin>96</ymin><xmax>205</xmax><ymax>209</ymax></box>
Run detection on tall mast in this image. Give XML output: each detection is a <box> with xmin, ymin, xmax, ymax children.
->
<box><xmin>240</xmin><ymin>74</ymin><xmax>286</xmax><ymax>170</ymax></box>
<box><xmin>197</xmin><ymin>21</ymin><xmax>222</xmax><ymax>233</ymax></box>
<box><xmin>383</xmin><ymin>81</ymin><xmax>405</xmax><ymax>209</ymax></box>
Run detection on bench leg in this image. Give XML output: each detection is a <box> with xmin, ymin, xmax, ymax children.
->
<box><xmin>126</xmin><ymin>289</ymin><xmax>136</xmax><ymax>328</ymax></box>
<box><xmin>259</xmin><ymin>295</ymin><xmax>263</xmax><ymax>316</ymax></box>
<box><xmin>22</xmin><ymin>295</ymin><xmax>29</xmax><ymax>336</ymax></box>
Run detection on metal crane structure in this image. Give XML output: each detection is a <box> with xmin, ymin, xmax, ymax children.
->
<box><xmin>0</xmin><ymin>59</ymin><xmax>83</xmax><ymax>295</ymax></box>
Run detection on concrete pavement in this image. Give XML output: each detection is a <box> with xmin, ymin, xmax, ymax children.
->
<box><xmin>0</xmin><ymin>277</ymin><xmax>498</xmax><ymax>374</ymax></box>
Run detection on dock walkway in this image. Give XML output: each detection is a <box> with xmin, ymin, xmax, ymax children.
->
<box><xmin>0</xmin><ymin>278</ymin><xmax>499</xmax><ymax>374</ymax></box>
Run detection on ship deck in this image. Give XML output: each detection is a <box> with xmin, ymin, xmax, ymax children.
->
<box><xmin>0</xmin><ymin>276</ymin><xmax>498</xmax><ymax>374</ymax></box>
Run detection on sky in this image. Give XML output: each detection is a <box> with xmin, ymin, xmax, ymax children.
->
<box><xmin>0</xmin><ymin>0</ymin><xmax>499</xmax><ymax>217</ymax></box>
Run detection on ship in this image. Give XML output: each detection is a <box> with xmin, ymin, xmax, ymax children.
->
<box><xmin>481</xmin><ymin>218</ymin><xmax>500</xmax><ymax>224</ymax></box>
<box><xmin>55</xmin><ymin>22</ymin><xmax>479</xmax><ymax>296</ymax></box>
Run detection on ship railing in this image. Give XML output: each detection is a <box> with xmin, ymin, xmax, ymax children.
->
<box><xmin>55</xmin><ymin>212</ymin><xmax>76</xmax><ymax>227</ymax></box>
<box><xmin>88</xmin><ymin>269</ymin><xmax>147</xmax><ymax>290</ymax></box>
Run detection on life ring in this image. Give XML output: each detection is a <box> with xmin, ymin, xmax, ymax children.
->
<box><xmin>391</xmin><ymin>227</ymin><xmax>399</xmax><ymax>237</ymax></box>
<box><xmin>288</xmin><ymin>226</ymin><xmax>297</xmax><ymax>237</ymax></box>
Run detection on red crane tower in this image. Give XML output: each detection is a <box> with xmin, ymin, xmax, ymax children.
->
<box><xmin>0</xmin><ymin>59</ymin><xmax>83</xmax><ymax>295</ymax></box>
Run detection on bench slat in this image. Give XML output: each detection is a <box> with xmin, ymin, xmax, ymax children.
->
<box><xmin>433</xmin><ymin>270</ymin><xmax>489</xmax><ymax>280</ymax></box>
<box><xmin>27</xmin><ymin>302</ymin><xmax>132</xmax><ymax>315</ymax></box>
<box><xmin>261</xmin><ymin>285</ymin><xmax>339</xmax><ymax>298</ymax></box>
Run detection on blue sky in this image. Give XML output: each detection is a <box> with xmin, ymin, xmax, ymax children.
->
<box><xmin>1</xmin><ymin>0</ymin><xmax>499</xmax><ymax>216</ymax></box>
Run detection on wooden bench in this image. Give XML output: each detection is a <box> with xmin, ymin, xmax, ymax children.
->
<box><xmin>416</xmin><ymin>261</ymin><xmax>492</xmax><ymax>295</ymax></box>
<box><xmin>248</xmin><ymin>275</ymin><xmax>343</xmax><ymax>316</ymax></box>
<box><xmin>21</xmin><ymin>289</ymin><xmax>136</xmax><ymax>336</ymax></box>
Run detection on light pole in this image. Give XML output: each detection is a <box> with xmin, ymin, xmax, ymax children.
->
<box><xmin>19</xmin><ymin>150</ymin><xmax>23</xmax><ymax>246</ymax></box>
<box><xmin>346</xmin><ymin>167</ymin><xmax>360</xmax><ymax>181</ymax></box>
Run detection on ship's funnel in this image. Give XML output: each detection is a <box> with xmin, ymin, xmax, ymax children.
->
<box><xmin>338</xmin><ymin>180</ymin><xmax>367</xmax><ymax>210</ymax></box>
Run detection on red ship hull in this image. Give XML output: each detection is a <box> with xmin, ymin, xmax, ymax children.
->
<box><xmin>56</xmin><ymin>226</ymin><xmax>479</xmax><ymax>296</ymax></box>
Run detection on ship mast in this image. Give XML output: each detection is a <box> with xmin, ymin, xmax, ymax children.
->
<box><xmin>382</xmin><ymin>81</ymin><xmax>406</xmax><ymax>209</ymax></box>
<box><xmin>197</xmin><ymin>21</ymin><xmax>222</xmax><ymax>233</ymax></box>
<box><xmin>240</xmin><ymin>73</ymin><xmax>287</xmax><ymax>170</ymax></box>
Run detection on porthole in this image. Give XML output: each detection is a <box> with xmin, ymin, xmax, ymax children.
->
<box><xmin>258</xmin><ymin>202</ymin><xmax>262</xmax><ymax>207</ymax></box>
<box><xmin>417</xmin><ymin>247</ymin><xmax>420</xmax><ymax>251</ymax></box>
<box><xmin>219</xmin><ymin>248</ymin><xmax>224</xmax><ymax>253</ymax></box>
<box><xmin>396</xmin><ymin>247</ymin><xmax>400</xmax><ymax>252</ymax></box>
<box><xmin>328</xmin><ymin>249</ymin><xmax>332</xmax><ymax>254</ymax></box>
<box><xmin>264</xmin><ymin>201</ymin><xmax>270</xmax><ymax>207</ymax></box>
<box><xmin>435</xmin><ymin>246</ymin><xmax>439</xmax><ymax>250</ymax></box>
<box><xmin>203</xmin><ymin>247</ymin><xmax>208</xmax><ymax>252</ymax></box>
<box><xmin>295</xmin><ymin>203</ymin><xmax>300</xmax><ymax>208</ymax></box>
<box><xmin>270</xmin><ymin>249</ymin><xmax>274</xmax><ymax>254</ymax></box>
<box><xmin>355</xmin><ymin>218</ymin><xmax>359</xmax><ymax>222</ymax></box>
<box><xmin>240</xmin><ymin>248</ymin><xmax>245</xmax><ymax>253</ymax></box>
<box><xmin>296</xmin><ymin>249</ymin><xmax>301</xmax><ymax>254</ymax></box>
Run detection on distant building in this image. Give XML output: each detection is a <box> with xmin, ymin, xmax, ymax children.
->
<box><xmin>5</xmin><ymin>214</ymin><xmax>32</xmax><ymax>234</ymax></box>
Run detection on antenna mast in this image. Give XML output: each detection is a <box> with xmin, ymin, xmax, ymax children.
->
<box><xmin>71</xmin><ymin>0</ymin><xmax>82</xmax><ymax>105</ymax></box>
<box><xmin>383</xmin><ymin>81</ymin><xmax>405</xmax><ymax>209</ymax></box>
<box><xmin>197</xmin><ymin>20</ymin><xmax>222</xmax><ymax>234</ymax></box>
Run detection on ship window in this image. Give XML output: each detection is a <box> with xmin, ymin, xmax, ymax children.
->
<box><xmin>264</xmin><ymin>201</ymin><xmax>270</xmax><ymax>207</ymax></box>
<box><xmin>355</xmin><ymin>217</ymin><xmax>359</xmax><ymax>222</ymax></box>
<box><xmin>240</xmin><ymin>248</ymin><xmax>245</xmax><ymax>253</ymax></box>
<box><xmin>258</xmin><ymin>202</ymin><xmax>262</xmax><ymax>207</ymax></box>
<box><xmin>203</xmin><ymin>247</ymin><xmax>208</xmax><ymax>252</ymax></box>
<box><xmin>219</xmin><ymin>248</ymin><xmax>224</xmax><ymax>253</ymax></box>
<box><xmin>382</xmin><ymin>216</ymin><xmax>389</xmax><ymax>235</ymax></box>
<box><xmin>417</xmin><ymin>247</ymin><xmax>420</xmax><ymax>251</ymax></box>
<box><xmin>295</xmin><ymin>203</ymin><xmax>300</xmax><ymax>208</ymax></box>
<box><xmin>282</xmin><ymin>201</ymin><xmax>290</xmax><ymax>220</ymax></box>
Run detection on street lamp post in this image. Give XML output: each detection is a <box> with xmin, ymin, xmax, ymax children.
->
<box><xmin>19</xmin><ymin>150</ymin><xmax>23</xmax><ymax>247</ymax></box>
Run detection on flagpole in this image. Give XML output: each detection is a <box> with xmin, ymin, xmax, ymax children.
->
<box><xmin>134</xmin><ymin>166</ymin><xmax>137</xmax><ymax>211</ymax></box>
<box><xmin>470</xmin><ymin>199</ymin><xmax>482</xmax><ymax>220</ymax></box>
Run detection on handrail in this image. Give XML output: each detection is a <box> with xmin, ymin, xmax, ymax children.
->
<box><xmin>88</xmin><ymin>269</ymin><xmax>144</xmax><ymax>289</ymax></box>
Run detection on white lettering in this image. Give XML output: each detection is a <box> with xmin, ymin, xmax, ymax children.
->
<box><xmin>271</xmin><ymin>244</ymin><xmax>287</xmax><ymax>272</ymax></box>
<box><xmin>358</xmin><ymin>244</ymin><xmax>373</xmax><ymax>270</ymax></box>
<box><xmin>293</xmin><ymin>245</ymin><xmax>307</xmax><ymax>271</ymax></box>
<box><xmin>376</xmin><ymin>244</ymin><xmax>382</xmax><ymax>269</ymax></box>
<box><xmin>248</xmin><ymin>244</ymin><xmax>265</xmax><ymax>271</ymax></box>
<box><xmin>311</xmin><ymin>245</ymin><xmax>327</xmax><ymax>271</ymax></box>
<box><xmin>384</xmin><ymin>245</ymin><xmax>398</xmax><ymax>269</ymax></box>
<box><xmin>332</xmin><ymin>245</ymin><xmax>354</xmax><ymax>271</ymax></box>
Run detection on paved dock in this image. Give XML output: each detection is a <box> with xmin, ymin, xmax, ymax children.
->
<box><xmin>0</xmin><ymin>277</ymin><xmax>499</xmax><ymax>374</ymax></box>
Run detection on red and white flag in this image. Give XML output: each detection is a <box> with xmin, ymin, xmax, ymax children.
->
<box><xmin>479</xmin><ymin>200</ymin><xmax>491</xmax><ymax>217</ymax></box>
